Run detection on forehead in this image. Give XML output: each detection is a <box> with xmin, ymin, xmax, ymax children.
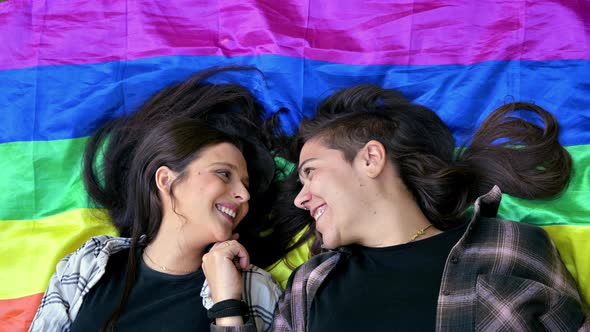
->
<box><xmin>299</xmin><ymin>139</ymin><xmax>346</xmax><ymax>166</ymax></box>
<box><xmin>196</xmin><ymin>142</ymin><xmax>248</xmax><ymax>172</ymax></box>
<box><xmin>299</xmin><ymin>139</ymin><xmax>327</xmax><ymax>161</ymax></box>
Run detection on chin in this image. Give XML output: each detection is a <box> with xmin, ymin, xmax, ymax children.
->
<box><xmin>224</xmin><ymin>230</ymin><xmax>235</xmax><ymax>240</ymax></box>
<box><xmin>320</xmin><ymin>236</ymin><xmax>338</xmax><ymax>250</ymax></box>
<box><xmin>218</xmin><ymin>234</ymin><xmax>232</xmax><ymax>242</ymax></box>
<box><xmin>323</xmin><ymin>234</ymin><xmax>349</xmax><ymax>249</ymax></box>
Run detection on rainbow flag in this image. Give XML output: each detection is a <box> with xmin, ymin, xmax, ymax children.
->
<box><xmin>1</xmin><ymin>1</ymin><xmax>589</xmax><ymax>330</ymax></box>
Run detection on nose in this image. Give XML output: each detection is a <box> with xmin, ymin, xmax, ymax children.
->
<box><xmin>294</xmin><ymin>184</ymin><xmax>310</xmax><ymax>210</ymax></box>
<box><xmin>234</xmin><ymin>182</ymin><xmax>250</xmax><ymax>202</ymax></box>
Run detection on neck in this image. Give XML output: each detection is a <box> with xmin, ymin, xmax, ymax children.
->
<box><xmin>356</xmin><ymin>184</ymin><xmax>442</xmax><ymax>247</ymax></box>
<box><xmin>143</xmin><ymin>216</ymin><xmax>207</xmax><ymax>275</ymax></box>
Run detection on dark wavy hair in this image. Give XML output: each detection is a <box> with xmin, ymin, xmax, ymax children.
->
<box><xmin>84</xmin><ymin>68</ymin><xmax>275</xmax><ymax>237</ymax></box>
<box><xmin>268</xmin><ymin>84</ymin><xmax>572</xmax><ymax>258</ymax></box>
<box><xmin>82</xmin><ymin>68</ymin><xmax>281</xmax><ymax>331</ymax></box>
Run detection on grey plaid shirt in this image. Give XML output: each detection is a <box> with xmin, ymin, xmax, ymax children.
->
<box><xmin>29</xmin><ymin>235</ymin><xmax>281</xmax><ymax>332</ymax></box>
<box><xmin>272</xmin><ymin>187</ymin><xmax>590</xmax><ymax>331</ymax></box>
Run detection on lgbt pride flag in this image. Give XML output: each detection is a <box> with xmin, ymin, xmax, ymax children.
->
<box><xmin>1</xmin><ymin>1</ymin><xmax>589</xmax><ymax>330</ymax></box>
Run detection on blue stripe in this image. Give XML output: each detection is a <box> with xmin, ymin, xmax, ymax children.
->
<box><xmin>1</xmin><ymin>55</ymin><xmax>589</xmax><ymax>145</ymax></box>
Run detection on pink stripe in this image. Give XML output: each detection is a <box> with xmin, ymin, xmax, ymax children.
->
<box><xmin>1</xmin><ymin>0</ymin><xmax>589</xmax><ymax>70</ymax></box>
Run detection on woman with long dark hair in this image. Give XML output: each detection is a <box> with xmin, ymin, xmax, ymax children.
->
<box><xmin>270</xmin><ymin>85</ymin><xmax>589</xmax><ymax>331</ymax></box>
<box><xmin>30</xmin><ymin>70</ymin><xmax>282</xmax><ymax>332</ymax></box>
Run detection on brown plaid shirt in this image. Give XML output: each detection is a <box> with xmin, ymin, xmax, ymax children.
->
<box><xmin>271</xmin><ymin>187</ymin><xmax>590</xmax><ymax>331</ymax></box>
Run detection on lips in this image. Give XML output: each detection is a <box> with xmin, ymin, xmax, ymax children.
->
<box><xmin>215</xmin><ymin>203</ymin><xmax>238</xmax><ymax>223</ymax></box>
<box><xmin>311</xmin><ymin>204</ymin><xmax>327</xmax><ymax>221</ymax></box>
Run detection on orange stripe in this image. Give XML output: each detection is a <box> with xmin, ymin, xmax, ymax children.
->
<box><xmin>0</xmin><ymin>293</ymin><xmax>42</xmax><ymax>332</ymax></box>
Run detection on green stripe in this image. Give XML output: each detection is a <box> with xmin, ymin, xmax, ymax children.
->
<box><xmin>2</xmin><ymin>139</ymin><xmax>590</xmax><ymax>225</ymax></box>
<box><xmin>498</xmin><ymin>145</ymin><xmax>590</xmax><ymax>226</ymax></box>
<box><xmin>1</xmin><ymin>137</ymin><xmax>90</xmax><ymax>220</ymax></box>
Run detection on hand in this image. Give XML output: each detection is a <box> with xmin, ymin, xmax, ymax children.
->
<box><xmin>202</xmin><ymin>236</ymin><xmax>251</xmax><ymax>303</ymax></box>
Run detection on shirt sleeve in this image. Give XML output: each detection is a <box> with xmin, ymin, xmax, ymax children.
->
<box><xmin>243</xmin><ymin>265</ymin><xmax>282</xmax><ymax>332</ymax></box>
<box><xmin>28</xmin><ymin>252</ymin><xmax>77</xmax><ymax>332</ymax></box>
<box><xmin>28</xmin><ymin>236</ymin><xmax>108</xmax><ymax>332</ymax></box>
<box><xmin>269</xmin><ymin>270</ymin><xmax>296</xmax><ymax>332</ymax></box>
<box><xmin>269</xmin><ymin>253</ymin><xmax>339</xmax><ymax>332</ymax></box>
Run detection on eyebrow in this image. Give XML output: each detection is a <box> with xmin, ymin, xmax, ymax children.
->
<box><xmin>297</xmin><ymin>158</ymin><xmax>318</xmax><ymax>178</ymax></box>
<box><xmin>210</xmin><ymin>162</ymin><xmax>250</xmax><ymax>186</ymax></box>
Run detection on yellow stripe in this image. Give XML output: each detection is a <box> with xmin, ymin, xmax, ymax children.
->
<box><xmin>266</xmin><ymin>227</ymin><xmax>313</xmax><ymax>289</ymax></box>
<box><xmin>1</xmin><ymin>210</ymin><xmax>588</xmax><ymax>308</ymax></box>
<box><xmin>541</xmin><ymin>225</ymin><xmax>590</xmax><ymax>307</ymax></box>
<box><xmin>0</xmin><ymin>208</ymin><xmax>117</xmax><ymax>299</ymax></box>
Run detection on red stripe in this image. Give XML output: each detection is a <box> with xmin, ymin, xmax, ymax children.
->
<box><xmin>0</xmin><ymin>293</ymin><xmax>43</xmax><ymax>332</ymax></box>
<box><xmin>1</xmin><ymin>0</ymin><xmax>589</xmax><ymax>69</ymax></box>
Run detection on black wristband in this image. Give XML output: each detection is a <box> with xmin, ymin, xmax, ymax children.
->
<box><xmin>207</xmin><ymin>299</ymin><xmax>249</xmax><ymax>320</ymax></box>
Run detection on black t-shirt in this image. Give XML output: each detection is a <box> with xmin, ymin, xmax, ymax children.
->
<box><xmin>309</xmin><ymin>223</ymin><xmax>467</xmax><ymax>332</ymax></box>
<box><xmin>70</xmin><ymin>247</ymin><xmax>209</xmax><ymax>332</ymax></box>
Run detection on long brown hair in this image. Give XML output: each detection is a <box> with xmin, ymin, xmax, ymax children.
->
<box><xmin>82</xmin><ymin>68</ymin><xmax>279</xmax><ymax>331</ymax></box>
<box><xmin>110</xmin><ymin>120</ymin><xmax>241</xmax><ymax>331</ymax></box>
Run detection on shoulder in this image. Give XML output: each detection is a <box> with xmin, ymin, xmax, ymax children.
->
<box><xmin>476</xmin><ymin>217</ymin><xmax>553</xmax><ymax>249</ymax></box>
<box><xmin>471</xmin><ymin>216</ymin><xmax>556</xmax><ymax>263</ymax></box>
<box><xmin>62</xmin><ymin>235</ymin><xmax>130</xmax><ymax>262</ymax></box>
<box><xmin>469</xmin><ymin>186</ymin><xmax>552</xmax><ymax>248</ymax></box>
<box><xmin>55</xmin><ymin>235</ymin><xmax>131</xmax><ymax>277</ymax></box>
<box><xmin>271</xmin><ymin>251</ymin><xmax>342</xmax><ymax>331</ymax></box>
<box><xmin>298</xmin><ymin>250</ymin><xmax>340</xmax><ymax>270</ymax></box>
<box><xmin>284</xmin><ymin>251</ymin><xmax>341</xmax><ymax>290</ymax></box>
<box><xmin>471</xmin><ymin>217</ymin><xmax>580</xmax><ymax>288</ymax></box>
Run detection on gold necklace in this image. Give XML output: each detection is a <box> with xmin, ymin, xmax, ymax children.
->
<box><xmin>142</xmin><ymin>248</ymin><xmax>192</xmax><ymax>274</ymax></box>
<box><xmin>409</xmin><ymin>224</ymin><xmax>433</xmax><ymax>242</ymax></box>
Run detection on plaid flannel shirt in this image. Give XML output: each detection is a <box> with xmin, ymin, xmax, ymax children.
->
<box><xmin>29</xmin><ymin>235</ymin><xmax>281</xmax><ymax>332</ymax></box>
<box><xmin>272</xmin><ymin>186</ymin><xmax>590</xmax><ymax>331</ymax></box>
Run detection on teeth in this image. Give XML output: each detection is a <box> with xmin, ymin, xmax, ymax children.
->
<box><xmin>217</xmin><ymin>205</ymin><xmax>236</xmax><ymax>218</ymax></box>
<box><xmin>314</xmin><ymin>205</ymin><xmax>326</xmax><ymax>220</ymax></box>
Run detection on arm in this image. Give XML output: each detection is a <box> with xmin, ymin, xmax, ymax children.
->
<box><xmin>202</xmin><ymin>240</ymin><xmax>256</xmax><ymax>332</ymax></box>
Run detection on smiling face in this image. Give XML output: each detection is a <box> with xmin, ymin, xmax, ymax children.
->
<box><xmin>167</xmin><ymin>142</ymin><xmax>250</xmax><ymax>246</ymax></box>
<box><xmin>294</xmin><ymin>138</ymin><xmax>372</xmax><ymax>249</ymax></box>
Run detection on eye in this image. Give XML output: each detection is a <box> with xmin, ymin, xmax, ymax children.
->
<box><xmin>298</xmin><ymin>167</ymin><xmax>315</xmax><ymax>185</ymax></box>
<box><xmin>216</xmin><ymin>170</ymin><xmax>231</xmax><ymax>181</ymax></box>
<box><xmin>302</xmin><ymin>167</ymin><xmax>314</xmax><ymax>177</ymax></box>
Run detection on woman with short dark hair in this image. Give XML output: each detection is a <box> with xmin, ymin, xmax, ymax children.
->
<box><xmin>271</xmin><ymin>85</ymin><xmax>589</xmax><ymax>331</ymax></box>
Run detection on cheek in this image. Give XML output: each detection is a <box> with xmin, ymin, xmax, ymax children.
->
<box><xmin>314</xmin><ymin>174</ymin><xmax>345</xmax><ymax>201</ymax></box>
<box><xmin>198</xmin><ymin>178</ymin><xmax>225</xmax><ymax>197</ymax></box>
<box><xmin>238</xmin><ymin>204</ymin><xmax>249</xmax><ymax>221</ymax></box>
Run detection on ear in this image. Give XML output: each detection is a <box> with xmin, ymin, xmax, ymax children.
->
<box><xmin>357</xmin><ymin>140</ymin><xmax>387</xmax><ymax>178</ymax></box>
<box><xmin>155</xmin><ymin>166</ymin><xmax>175</xmax><ymax>194</ymax></box>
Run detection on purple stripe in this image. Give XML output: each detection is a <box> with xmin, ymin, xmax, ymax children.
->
<box><xmin>1</xmin><ymin>0</ymin><xmax>589</xmax><ymax>70</ymax></box>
